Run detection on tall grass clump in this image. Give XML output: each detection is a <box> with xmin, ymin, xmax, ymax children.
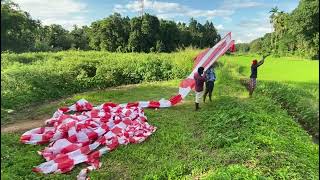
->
<box><xmin>257</xmin><ymin>82</ymin><xmax>319</xmax><ymax>139</ymax></box>
<box><xmin>1</xmin><ymin>50</ymin><xmax>198</xmax><ymax>110</ymax></box>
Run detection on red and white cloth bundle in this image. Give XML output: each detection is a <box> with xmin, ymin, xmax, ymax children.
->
<box><xmin>21</xmin><ymin>99</ymin><xmax>156</xmax><ymax>179</ymax></box>
<box><xmin>20</xmin><ymin>32</ymin><xmax>234</xmax><ymax>179</ymax></box>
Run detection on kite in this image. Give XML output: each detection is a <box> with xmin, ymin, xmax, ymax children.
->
<box><xmin>20</xmin><ymin>32</ymin><xmax>235</xmax><ymax>180</ymax></box>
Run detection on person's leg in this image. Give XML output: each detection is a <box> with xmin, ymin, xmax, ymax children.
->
<box><xmin>195</xmin><ymin>92</ymin><xmax>200</xmax><ymax>111</ymax></box>
<box><xmin>203</xmin><ymin>82</ymin><xmax>209</xmax><ymax>103</ymax></box>
<box><xmin>249</xmin><ymin>78</ymin><xmax>256</xmax><ymax>96</ymax></box>
<box><xmin>198</xmin><ymin>91</ymin><xmax>204</xmax><ymax>109</ymax></box>
<box><xmin>208</xmin><ymin>81</ymin><xmax>214</xmax><ymax>101</ymax></box>
<box><xmin>249</xmin><ymin>78</ymin><xmax>253</xmax><ymax>96</ymax></box>
<box><xmin>252</xmin><ymin>79</ymin><xmax>257</xmax><ymax>94</ymax></box>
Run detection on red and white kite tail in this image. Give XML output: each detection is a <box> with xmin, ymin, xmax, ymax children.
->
<box><xmin>178</xmin><ymin>32</ymin><xmax>234</xmax><ymax>99</ymax></box>
<box><xmin>118</xmin><ymin>32</ymin><xmax>235</xmax><ymax>109</ymax></box>
<box><xmin>229</xmin><ymin>40</ymin><xmax>236</xmax><ymax>52</ymax></box>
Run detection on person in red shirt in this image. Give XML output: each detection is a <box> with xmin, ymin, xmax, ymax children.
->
<box><xmin>194</xmin><ymin>67</ymin><xmax>206</xmax><ymax>111</ymax></box>
<box><xmin>249</xmin><ymin>54</ymin><xmax>269</xmax><ymax>97</ymax></box>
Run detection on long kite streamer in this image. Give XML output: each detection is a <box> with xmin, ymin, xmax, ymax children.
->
<box><xmin>20</xmin><ymin>32</ymin><xmax>234</xmax><ymax>179</ymax></box>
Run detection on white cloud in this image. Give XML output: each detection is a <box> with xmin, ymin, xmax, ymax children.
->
<box><xmin>113</xmin><ymin>0</ymin><xmax>235</xmax><ymax>20</ymax></box>
<box><xmin>149</xmin><ymin>1</ymin><xmax>182</xmax><ymax>13</ymax></box>
<box><xmin>217</xmin><ymin>12</ymin><xmax>273</xmax><ymax>43</ymax></box>
<box><xmin>156</xmin><ymin>13</ymin><xmax>180</xmax><ymax>20</ymax></box>
<box><xmin>113</xmin><ymin>0</ymin><xmax>273</xmax><ymax>43</ymax></box>
<box><xmin>189</xmin><ymin>9</ymin><xmax>234</xmax><ymax>19</ymax></box>
<box><xmin>12</xmin><ymin>0</ymin><xmax>88</xmax><ymax>30</ymax></box>
<box><xmin>226</xmin><ymin>16</ymin><xmax>273</xmax><ymax>43</ymax></box>
<box><xmin>223</xmin><ymin>17</ymin><xmax>233</xmax><ymax>22</ymax></box>
<box><xmin>220</xmin><ymin>0</ymin><xmax>266</xmax><ymax>10</ymax></box>
<box><xmin>236</xmin><ymin>39</ymin><xmax>244</xmax><ymax>43</ymax></box>
<box><xmin>216</xmin><ymin>24</ymin><xmax>224</xmax><ymax>30</ymax></box>
<box><xmin>125</xmin><ymin>1</ymin><xmax>142</xmax><ymax>12</ymax></box>
<box><xmin>11</xmin><ymin>0</ymin><xmax>283</xmax><ymax>43</ymax></box>
<box><xmin>113</xmin><ymin>4</ymin><xmax>128</xmax><ymax>13</ymax></box>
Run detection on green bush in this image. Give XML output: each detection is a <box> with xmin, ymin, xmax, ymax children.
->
<box><xmin>1</xmin><ymin>50</ymin><xmax>197</xmax><ymax>110</ymax></box>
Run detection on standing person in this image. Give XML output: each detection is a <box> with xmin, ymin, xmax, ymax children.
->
<box><xmin>203</xmin><ymin>64</ymin><xmax>216</xmax><ymax>102</ymax></box>
<box><xmin>194</xmin><ymin>67</ymin><xmax>206</xmax><ymax>111</ymax></box>
<box><xmin>249</xmin><ymin>55</ymin><xmax>269</xmax><ymax>96</ymax></box>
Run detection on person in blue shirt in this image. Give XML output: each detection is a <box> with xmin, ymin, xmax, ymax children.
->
<box><xmin>203</xmin><ymin>64</ymin><xmax>216</xmax><ymax>102</ymax></box>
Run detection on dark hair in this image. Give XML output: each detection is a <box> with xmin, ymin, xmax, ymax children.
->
<box><xmin>198</xmin><ymin>67</ymin><xmax>204</xmax><ymax>75</ymax></box>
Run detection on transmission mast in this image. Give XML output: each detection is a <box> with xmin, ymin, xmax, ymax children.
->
<box><xmin>138</xmin><ymin>0</ymin><xmax>144</xmax><ymax>17</ymax></box>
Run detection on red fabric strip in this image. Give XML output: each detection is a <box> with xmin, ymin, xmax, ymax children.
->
<box><xmin>148</xmin><ymin>101</ymin><xmax>160</xmax><ymax>108</ymax></box>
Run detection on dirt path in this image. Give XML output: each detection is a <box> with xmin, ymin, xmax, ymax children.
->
<box><xmin>1</xmin><ymin>119</ymin><xmax>46</xmax><ymax>133</ymax></box>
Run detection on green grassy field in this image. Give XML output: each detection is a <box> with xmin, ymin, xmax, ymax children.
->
<box><xmin>220</xmin><ymin>55</ymin><xmax>319</xmax><ymax>83</ymax></box>
<box><xmin>220</xmin><ymin>56</ymin><xmax>319</xmax><ymax>139</ymax></box>
<box><xmin>1</xmin><ymin>51</ymin><xmax>319</xmax><ymax>179</ymax></box>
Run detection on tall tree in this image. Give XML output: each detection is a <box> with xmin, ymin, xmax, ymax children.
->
<box><xmin>1</xmin><ymin>0</ymin><xmax>38</xmax><ymax>52</ymax></box>
<box><xmin>127</xmin><ymin>17</ymin><xmax>143</xmax><ymax>52</ymax></box>
<box><xmin>1</xmin><ymin>0</ymin><xmax>223</xmax><ymax>53</ymax></box>
<box><xmin>159</xmin><ymin>20</ymin><xmax>179</xmax><ymax>52</ymax></box>
<box><xmin>289</xmin><ymin>0</ymin><xmax>319</xmax><ymax>59</ymax></box>
<box><xmin>269</xmin><ymin>6</ymin><xmax>279</xmax><ymax>52</ymax></box>
<box><xmin>249</xmin><ymin>0</ymin><xmax>319</xmax><ymax>59</ymax></box>
<box><xmin>140</xmin><ymin>14</ymin><xmax>160</xmax><ymax>52</ymax></box>
<box><xmin>87</xmin><ymin>20</ymin><xmax>102</xmax><ymax>50</ymax></box>
<box><xmin>98</xmin><ymin>13</ymin><xmax>130</xmax><ymax>52</ymax></box>
<box><xmin>47</xmin><ymin>24</ymin><xmax>72</xmax><ymax>50</ymax></box>
<box><xmin>188</xmin><ymin>18</ymin><xmax>199</xmax><ymax>47</ymax></box>
<box><xmin>203</xmin><ymin>21</ymin><xmax>219</xmax><ymax>48</ymax></box>
<box><xmin>34</xmin><ymin>24</ymin><xmax>51</xmax><ymax>51</ymax></box>
<box><xmin>70</xmin><ymin>25</ymin><xmax>90</xmax><ymax>50</ymax></box>
<box><xmin>177</xmin><ymin>22</ymin><xmax>192</xmax><ymax>48</ymax></box>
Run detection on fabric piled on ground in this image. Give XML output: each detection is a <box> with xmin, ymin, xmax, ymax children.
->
<box><xmin>21</xmin><ymin>99</ymin><xmax>156</xmax><ymax>179</ymax></box>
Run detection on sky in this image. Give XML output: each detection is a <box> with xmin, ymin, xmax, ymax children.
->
<box><xmin>12</xmin><ymin>0</ymin><xmax>299</xmax><ymax>43</ymax></box>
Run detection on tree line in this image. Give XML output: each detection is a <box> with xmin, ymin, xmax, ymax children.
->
<box><xmin>1</xmin><ymin>0</ymin><xmax>220</xmax><ymax>53</ymax></box>
<box><xmin>236</xmin><ymin>0</ymin><xmax>319</xmax><ymax>59</ymax></box>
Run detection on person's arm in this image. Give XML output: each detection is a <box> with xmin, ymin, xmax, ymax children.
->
<box><xmin>198</xmin><ymin>73</ymin><xmax>205</xmax><ymax>82</ymax></box>
<box><xmin>205</xmin><ymin>70</ymin><xmax>210</xmax><ymax>80</ymax></box>
<box><xmin>257</xmin><ymin>59</ymin><xmax>264</xmax><ymax>67</ymax></box>
<box><xmin>194</xmin><ymin>73</ymin><xmax>198</xmax><ymax>80</ymax></box>
<box><xmin>257</xmin><ymin>54</ymin><xmax>269</xmax><ymax>67</ymax></box>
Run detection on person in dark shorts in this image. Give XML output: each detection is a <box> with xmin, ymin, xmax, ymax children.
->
<box><xmin>194</xmin><ymin>67</ymin><xmax>206</xmax><ymax>111</ymax></box>
<box><xmin>203</xmin><ymin>64</ymin><xmax>216</xmax><ymax>102</ymax></box>
<box><xmin>249</xmin><ymin>55</ymin><xmax>269</xmax><ymax>96</ymax></box>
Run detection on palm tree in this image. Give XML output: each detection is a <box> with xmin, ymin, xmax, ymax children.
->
<box><xmin>269</xmin><ymin>6</ymin><xmax>279</xmax><ymax>24</ymax></box>
<box><xmin>275</xmin><ymin>11</ymin><xmax>284</xmax><ymax>38</ymax></box>
<box><xmin>269</xmin><ymin>6</ymin><xmax>279</xmax><ymax>52</ymax></box>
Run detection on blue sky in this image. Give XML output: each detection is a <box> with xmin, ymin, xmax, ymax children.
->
<box><xmin>13</xmin><ymin>0</ymin><xmax>299</xmax><ymax>43</ymax></box>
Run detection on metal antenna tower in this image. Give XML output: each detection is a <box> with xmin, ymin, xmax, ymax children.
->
<box><xmin>138</xmin><ymin>0</ymin><xmax>144</xmax><ymax>17</ymax></box>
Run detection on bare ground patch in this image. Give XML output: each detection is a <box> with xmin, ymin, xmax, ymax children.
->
<box><xmin>1</xmin><ymin>118</ymin><xmax>47</xmax><ymax>133</ymax></box>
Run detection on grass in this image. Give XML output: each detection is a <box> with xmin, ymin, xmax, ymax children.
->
<box><xmin>221</xmin><ymin>55</ymin><xmax>319</xmax><ymax>139</ymax></box>
<box><xmin>1</xmin><ymin>60</ymin><xmax>319</xmax><ymax>179</ymax></box>
<box><xmin>220</xmin><ymin>54</ymin><xmax>319</xmax><ymax>83</ymax></box>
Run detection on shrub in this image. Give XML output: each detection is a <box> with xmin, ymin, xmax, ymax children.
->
<box><xmin>1</xmin><ymin>50</ymin><xmax>197</xmax><ymax>109</ymax></box>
